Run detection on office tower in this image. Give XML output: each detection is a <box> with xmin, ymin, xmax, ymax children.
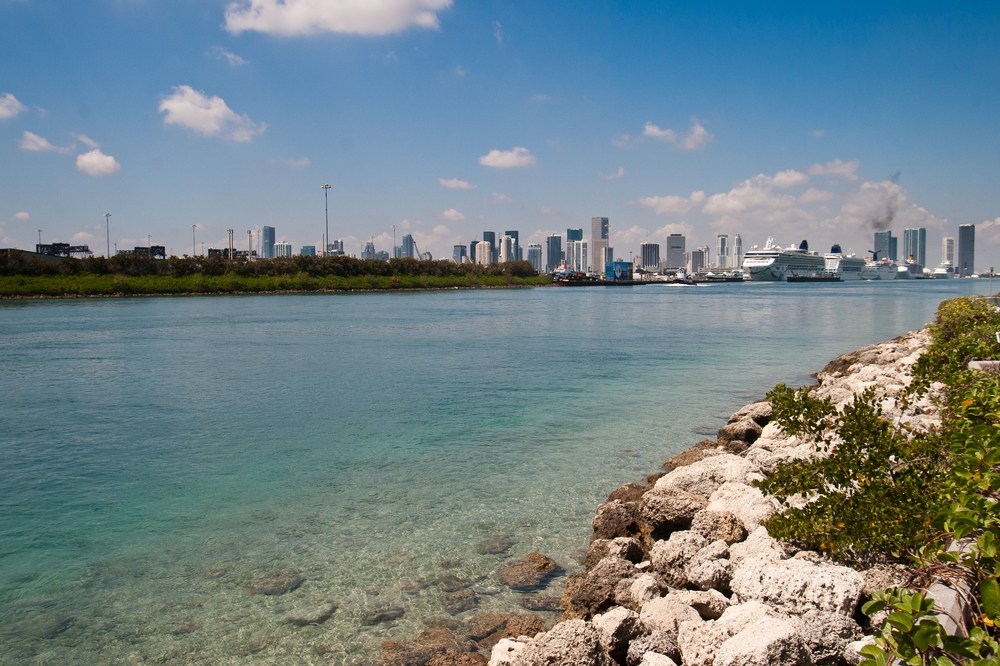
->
<box><xmin>957</xmin><ymin>224</ymin><xmax>976</xmax><ymax>276</ymax></box>
<box><xmin>375</xmin><ymin>250</ymin><xmax>390</xmax><ymax>261</ymax></box>
<box><xmin>262</xmin><ymin>226</ymin><xmax>276</xmax><ymax>259</ymax></box>
<box><xmin>453</xmin><ymin>244</ymin><xmax>467</xmax><ymax>264</ymax></box>
<box><xmin>942</xmin><ymin>236</ymin><xmax>955</xmax><ymax>264</ymax></box>
<box><xmin>469</xmin><ymin>240</ymin><xmax>478</xmax><ymax>264</ymax></box>
<box><xmin>499</xmin><ymin>235</ymin><xmax>516</xmax><ymax>263</ymax></box>
<box><xmin>300</xmin><ymin>245</ymin><xmax>316</xmax><ymax>257</ymax></box>
<box><xmin>482</xmin><ymin>231</ymin><xmax>497</xmax><ymax>263</ymax></box>
<box><xmin>504</xmin><ymin>230</ymin><xmax>521</xmax><ymax>262</ymax></box>
<box><xmin>326</xmin><ymin>239</ymin><xmax>345</xmax><ymax>256</ymax></box>
<box><xmin>545</xmin><ymin>235</ymin><xmax>563</xmax><ymax>272</ymax></box>
<box><xmin>401</xmin><ymin>234</ymin><xmax>415</xmax><ymax>259</ymax></box>
<box><xmin>604</xmin><ymin>246</ymin><xmax>615</xmax><ymax>266</ymax></box>
<box><xmin>666</xmin><ymin>234</ymin><xmax>685</xmax><ymax>269</ymax></box>
<box><xmin>689</xmin><ymin>247</ymin><xmax>708</xmax><ymax>273</ymax></box>
<box><xmin>567</xmin><ymin>228</ymin><xmax>583</xmax><ymax>242</ymax></box>
<box><xmin>903</xmin><ymin>228</ymin><xmax>927</xmax><ymax>266</ymax></box>
<box><xmin>591</xmin><ymin>217</ymin><xmax>609</xmax><ymax>273</ymax></box>
<box><xmin>421</xmin><ymin>251</ymin><xmax>433</xmax><ymax>261</ymax></box>
<box><xmin>640</xmin><ymin>242</ymin><xmax>660</xmax><ymax>271</ymax></box>
<box><xmin>716</xmin><ymin>235</ymin><xmax>729</xmax><ymax>268</ymax></box>
<box><xmin>733</xmin><ymin>234</ymin><xmax>743</xmax><ymax>269</ymax></box>
<box><xmin>566</xmin><ymin>239</ymin><xmax>589</xmax><ymax>272</ymax></box>
<box><xmin>393</xmin><ymin>245</ymin><xmax>403</xmax><ymax>259</ymax></box>
<box><xmin>274</xmin><ymin>241</ymin><xmax>292</xmax><ymax>258</ymax></box>
<box><xmin>475</xmin><ymin>240</ymin><xmax>492</xmax><ymax>265</ymax></box>
<box><xmin>873</xmin><ymin>230</ymin><xmax>896</xmax><ymax>261</ymax></box>
<box><xmin>527</xmin><ymin>244</ymin><xmax>543</xmax><ymax>273</ymax></box>
<box><xmin>361</xmin><ymin>241</ymin><xmax>376</xmax><ymax>260</ymax></box>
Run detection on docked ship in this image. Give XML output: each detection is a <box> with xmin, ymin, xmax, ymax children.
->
<box><xmin>824</xmin><ymin>245</ymin><xmax>865</xmax><ymax>280</ymax></box>
<box><xmin>932</xmin><ymin>261</ymin><xmax>955</xmax><ymax>279</ymax></box>
<box><xmin>895</xmin><ymin>261</ymin><xmax>925</xmax><ymax>279</ymax></box>
<box><xmin>741</xmin><ymin>238</ymin><xmax>826</xmax><ymax>281</ymax></box>
<box><xmin>861</xmin><ymin>259</ymin><xmax>897</xmax><ymax>280</ymax></box>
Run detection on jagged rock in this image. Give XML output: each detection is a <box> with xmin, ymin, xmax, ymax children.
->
<box><xmin>744</xmin><ymin>429</ymin><xmax>814</xmax><ymax>475</ymax></box>
<box><xmin>639</xmin><ymin>487</ymin><xmax>708</xmax><ymax>537</ymax></box>
<box><xmin>713</xmin><ymin>617</ymin><xmax>813</xmax><ymax>666</ymax></box>
<box><xmin>585</xmin><ymin>537</ymin><xmax>643</xmax><ymax>569</ymax></box>
<box><xmin>377</xmin><ymin>627</ymin><xmax>465</xmax><ymax>666</ymax></box>
<box><xmin>729</xmin><ymin>526</ymin><xmax>786</xmax><ymax>565</ymax></box>
<box><xmin>663</xmin><ymin>440</ymin><xmax>718</xmax><ymax>470</ymax></box>
<box><xmin>427</xmin><ymin>654</ymin><xmax>489</xmax><ymax>666</ymax></box>
<box><xmin>513</xmin><ymin>619</ymin><xmax>614</xmax><ymax>666</ymax></box>
<box><xmin>729</xmin><ymin>401</ymin><xmax>772</xmax><ymax>427</ymax></box>
<box><xmin>669</xmin><ymin>590</ymin><xmax>730</xmax><ymax>620</ymax></box>
<box><xmin>626</xmin><ymin>631</ymin><xmax>681</xmax><ymax>665</ymax></box>
<box><xmin>717</xmin><ymin>418</ymin><xmax>763</xmax><ymax>453</ymax></box>
<box><xmin>646</xmin><ymin>471</ymin><xmax>667</xmax><ymax>486</ymax></box>
<box><xmin>843</xmin><ymin>637</ymin><xmax>876</xmax><ymax>666</ymax></box>
<box><xmin>638</xmin><ymin>653</ymin><xmax>678</xmax><ymax>666</ymax></box>
<box><xmin>678</xmin><ymin>619</ymin><xmax>733</xmax><ymax>666</ymax></box>
<box><xmin>444</xmin><ymin>589</ymin><xmax>478</xmax><ymax>614</ymax></box>
<box><xmin>626</xmin><ymin>573</ymin><xmax>665</xmax><ymax>609</ymax></box>
<box><xmin>650</xmin><ymin>531</ymin><xmax>707</xmax><ymax>587</ymax></box>
<box><xmin>716</xmin><ymin>600</ymin><xmax>774</xmax><ymax>634</ymax></box>
<box><xmin>607</xmin><ymin>482</ymin><xmax>649</xmax><ymax>503</ymax></box>
<box><xmin>425</xmin><ymin>617</ymin><xmax>466</xmax><ymax>631</ymax></box>
<box><xmin>730</xmin><ymin>556</ymin><xmax>864</xmax><ymax>616</ymax></box>
<box><xmin>499</xmin><ymin>553</ymin><xmax>557</xmax><ymax>590</ymax></box>
<box><xmin>489</xmin><ymin>638</ymin><xmax>527</xmax><ymax>666</ymax></box>
<box><xmin>560</xmin><ymin>556</ymin><xmax>636</xmax><ymax>620</ymax></box>
<box><xmin>685</xmin><ymin>540</ymin><xmax>732</xmax><ymax>593</ymax></box>
<box><xmin>592</xmin><ymin>500</ymin><xmax>642</xmax><ymax>541</ymax></box>
<box><xmin>467</xmin><ymin>613</ymin><xmax>546</xmax><ymax>651</ymax></box>
<box><xmin>639</xmin><ymin>596</ymin><xmax>701</xmax><ymax>638</ymax></box>
<box><xmin>249</xmin><ymin>569</ymin><xmax>305</xmax><ymax>595</ymax></box>
<box><xmin>690</xmin><ymin>510</ymin><xmax>748</xmax><ymax>545</ymax></box>
<box><xmin>654</xmin><ymin>454</ymin><xmax>762</xmax><ymax>499</ymax></box>
<box><xmin>861</xmin><ymin>564</ymin><xmax>910</xmax><ymax>597</ymax></box>
<box><xmin>519</xmin><ymin>595</ymin><xmax>562</xmax><ymax>612</ymax></box>
<box><xmin>795</xmin><ymin>609</ymin><xmax>863</xmax><ymax>665</ymax></box>
<box><xmin>593</xmin><ymin>606</ymin><xmax>644</xmax><ymax>663</ymax></box>
<box><xmin>705</xmin><ymin>483</ymin><xmax>780</xmax><ymax>533</ymax></box>
<box><xmin>285</xmin><ymin>602</ymin><xmax>337</xmax><ymax>626</ymax></box>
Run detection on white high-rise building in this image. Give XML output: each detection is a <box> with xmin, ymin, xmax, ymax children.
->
<box><xmin>499</xmin><ymin>235</ymin><xmax>515</xmax><ymax>263</ymax></box>
<box><xmin>273</xmin><ymin>241</ymin><xmax>292</xmax><ymax>258</ymax></box>
<box><xmin>567</xmin><ymin>239</ymin><xmax>589</xmax><ymax>272</ymax></box>
<box><xmin>733</xmin><ymin>234</ymin><xmax>743</xmax><ymax>269</ymax></box>
<box><xmin>942</xmin><ymin>236</ymin><xmax>955</xmax><ymax>264</ymax></box>
<box><xmin>476</xmin><ymin>241</ymin><xmax>492</xmax><ymax>265</ymax></box>
<box><xmin>716</xmin><ymin>235</ymin><xmax>729</xmax><ymax>269</ymax></box>
<box><xmin>640</xmin><ymin>242</ymin><xmax>660</xmax><ymax>271</ymax></box>
<box><xmin>527</xmin><ymin>244</ymin><xmax>543</xmax><ymax>273</ymax></box>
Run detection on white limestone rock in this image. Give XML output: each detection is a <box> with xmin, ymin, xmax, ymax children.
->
<box><xmin>512</xmin><ymin>619</ymin><xmax>613</xmax><ymax>666</ymax></box>
<box><xmin>730</xmin><ymin>555</ymin><xmax>864</xmax><ymax>616</ymax></box>
<box><xmin>626</xmin><ymin>631</ymin><xmax>680</xmax><ymax>666</ymax></box>
<box><xmin>639</xmin><ymin>596</ymin><xmax>701</xmax><ymax>638</ymax></box>
<box><xmin>794</xmin><ymin>609</ymin><xmax>863</xmax><ymax>665</ymax></box>
<box><xmin>729</xmin><ymin>526</ymin><xmax>786</xmax><ymax>566</ymax></box>
<box><xmin>592</xmin><ymin>606</ymin><xmax>644</xmax><ymax>664</ymax></box>
<box><xmin>638</xmin><ymin>652</ymin><xmax>678</xmax><ymax>666</ymax></box>
<box><xmin>705</xmin><ymin>483</ymin><xmax>780</xmax><ymax>533</ymax></box>
<box><xmin>716</xmin><ymin>600</ymin><xmax>775</xmax><ymax>634</ymax></box>
<box><xmin>713</xmin><ymin>617</ymin><xmax>813</xmax><ymax>666</ymax></box>
<box><xmin>677</xmin><ymin>619</ymin><xmax>733</xmax><ymax>666</ymax></box>
<box><xmin>685</xmin><ymin>539</ymin><xmax>732</xmax><ymax>593</ymax></box>
<box><xmin>489</xmin><ymin>637</ymin><xmax>528</xmax><ymax>666</ymax></box>
<box><xmin>668</xmin><ymin>589</ymin><xmax>730</xmax><ymax>620</ymax></box>
<box><xmin>843</xmin><ymin>636</ymin><xmax>876</xmax><ymax>666</ymax></box>
<box><xmin>628</xmin><ymin>573</ymin><xmax>665</xmax><ymax>608</ymax></box>
<box><xmin>654</xmin><ymin>454</ymin><xmax>763</xmax><ymax>499</ymax></box>
<box><xmin>650</xmin><ymin>531</ymin><xmax>706</xmax><ymax>587</ymax></box>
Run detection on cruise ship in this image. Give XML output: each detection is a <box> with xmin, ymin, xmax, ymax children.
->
<box><xmin>824</xmin><ymin>245</ymin><xmax>865</xmax><ymax>280</ymax></box>
<box><xmin>741</xmin><ymin>238</ymin><xmax>826</xmax><ymax>281</ymax></box>
<box><xmin>932</xmin><ymin>261</ymin><xmax>955</xmax><ymax>279</ymax></box>
<box><xmin>895</xmin><ymin>261</ymin><xmax>925</xmax><ymax>279</ymax></box>
<box><xmin>861</xmin><ymin>259</ymin><xmax>897</xmax><ymax>280</ymax></box>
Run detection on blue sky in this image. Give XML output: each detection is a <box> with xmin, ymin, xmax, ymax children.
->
<box><xmin>2</xmin><ymin>1</ymin><xmax>1000</xmax><ymax>267</ymax></box>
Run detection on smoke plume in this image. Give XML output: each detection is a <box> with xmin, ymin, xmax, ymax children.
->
<box><xmin>867</xmin><ymin>192</ymin><xmax>897</xmax><ymax>231</ymax></box>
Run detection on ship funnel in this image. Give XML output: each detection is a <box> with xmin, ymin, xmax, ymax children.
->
<box><xmin>799</xmin><ymin>240</ymin><xmax>809</xmax><ymax>251</ymax></box>
<box><xmin>831</xmin><ymin>244</ymin><xmax>842</xmax><ymax>254</ymax></box>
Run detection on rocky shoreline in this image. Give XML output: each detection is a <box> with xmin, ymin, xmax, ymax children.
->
<box><xmin>366</xmin><ymin>329</ymin><xmax>938</xmax><ymax>666</ymax></box>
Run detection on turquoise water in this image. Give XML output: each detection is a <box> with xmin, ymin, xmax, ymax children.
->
<box><xmin>0</xmin><ymin>280</ymin><xmax>984</xmax><ymax>664</ymax></box>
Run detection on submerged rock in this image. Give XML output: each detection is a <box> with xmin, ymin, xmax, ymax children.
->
<box><xmin>377</xmin><ymin>627</ymin><xmax>466</xmax><ymax>666</ymax></box>
<box><xmin>285</xmin><ymin>602</ymin><xmax>337</xmax><ymax>626</ymax></box>
<box><xmin>443</xmin><ymin>589</ymin><xmax>478</xmax><ymax>615</ymax></box>
<box><xmin>498</xmin><ymin>553</ymin><xmax>557</xmax><ymax>590</ymax></box>
<box><xmin>249</xmin><ymin>569</ymin><xmax>305</xmax><ymax>596</ymax></box>
<box><xmin>519</xmin><ymin>594</ymin><xmax>562</xmax><ymax>612</ymax></box>
<box><xmin>477</xmin><ymin>533</ymin><xmax>515</xmax><ymax>555</ymax></box>
<box><xmin>363</xmin><ymin>606</ymin><xmax>405</xmax><ymax>625</ymax></box>
<box><xmin>467</xmin><ymin>612</ymin><xmax>546</xmax><ymax>651</ymax></box>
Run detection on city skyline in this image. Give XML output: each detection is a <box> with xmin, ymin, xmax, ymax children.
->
<box><xmin>2</xmin><ymin>3</ymin><xmax>1000</xmax><ymax>265</ymax></box>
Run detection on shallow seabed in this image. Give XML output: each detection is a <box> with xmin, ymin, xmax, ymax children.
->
<box><xmin>0</xmin><ymin>280</ymin><xmax>983</xmax><ymax>664</ymax></box>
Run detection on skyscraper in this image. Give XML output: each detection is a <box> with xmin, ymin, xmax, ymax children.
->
<box><xmin>469</xmin><ymin>240</ymin><xmax>478</xmax><ymax>263</ymax></box>
<box><xmin>733</xmin><ymin>234</ymin><xmax>743</xmax><ymax>269</ymax></box>
<box><xmin>504</xmin><ymin>230</ymin><xmax>521</xmax><ymax>261</ymax></box>
<box><xmin>567</xmin><ymin>239</ymin><xmax>589</xmax><ymax>272</ymax></box>
<box><xmin>689</xmin><ymin>247</ymin><xmax>709</xmax><ymax>273</ymax></box>
<box><xmin>262</xmin><ymin>226</ymin><xmax>275</xmax><ymax>259</ymax></box>
<box><xmin>546</xmin><ymin>234</ymin><xmax>563</xmax><ymax>273</ymax></box>
<box><xmin>903</xmin><ymin>228</ymin><xmax>927</xmax><ymax>266</ymax></box>
<box><xmin>274</xmin><ymin>241</ymin><xmax>292</xmax><ymax>258</ymax></box>
<box><xmin>361</xmin><ymin>242</ymin><xmax>376</xmax><ymax>260</ymax></box>
<box><xmin>475</xmin><ymin>241</ymin><xmax>492</xmax><ymax>265</ymax></box>
<box><xmin>453</xmin><ymin>244</ymin><xmax>467</xmax><ymax>264</ymax></box>
<box><xmin>300</xmin><ymin>245</ymin><xmax>316</xmax><ymax>257</ymax></box>
<box><xmin>942</xmin><ymin>236</ymin><xmax>955</xmax><ymax>264</ymax></box>
<box><xmin>666</xmin><ymin>234</ymin><xmax>685</xmax><ymax>269</ymax></box>
<box><xmin>482</xmin><ymin>231</ymin><xmax>497</xmax><ymax>263</ymax></box>
<box><xmin>874</xmin><ymin>230</ymin><xmax>896</xmax><ymax>261</ymax></box>
<box><xmin>958</xmin><ymin>224</ymin><xmax>976</xmax><ymax>276</ymax></box>
<box><xmin>401</xmin><ymin>234</ymin><xmax>415</xmax><ymax>258</ymax></box>
<box><xmin>591</xmin><ymin>217</ymin><xmax>609</xmax><ymax>273</ymax></box>
<box><xmin>567</xmin><ymin>228</ymin><xmax>583</xmax><ymax>242</ymax></box>
<box><xmin>640</xmin><ymin>242</ymin><xmax>660</xmax><ymax>271</ymax></box>
<box><xmin>499</xmin><ymin>235</ymin><xmax>516</xmax><ymax>263</ymax></box>
<box><xmin>527</xmin><ymin>244</ymin><xmax>543</xmax><ymax>273</ymax></box>
<box><xmin>716</xmin><ymin>235</ymin><xmax>729</xmax><ymax>269</ymax></box>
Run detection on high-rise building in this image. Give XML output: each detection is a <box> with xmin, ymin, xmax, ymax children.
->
<box><xmin>482</xmin><ymin>231</ymin><xmax>497</xmax><ymax>263</ymax></box>
<box><xmin>666</xmin><ymin>234</ymin><xmax>685</xmax><ymax>269</ymax></box>
<box><xmin>903</xmin><ymin>228</ymin><xmax>927</xmax><ymax>266</ymax></box>
<box><xmin>452</xmin><ymin>244</ymin><xmax>467</xmax><ymax>264</ymax></box>
<box><xmin>327</xmin><ymin>239</ymin><xmax>345</xmax><ymax>256</ymax></box>
<box><xmin>375</xmin><ymin>250</ymin><xmax>390</xmax><ymax>262</ymax></box>
<box><xmin>591</xmin><ymin>217</ymin><xmax>609</xmax><ymax>273</ymax></box>
<box><xmin>604</xmin><ymin>246</ymin><xmax>614</xmax><ymax>266</ymax></box>
<box><xmin>567</xmin><ymin>228</ymin><xmax>583</xmax><ymax>242</ymax></box>
<box><xmin>499</xmin><ymin>235</ymin><xmax>516</xmax><ymax>263</ymax></box>
<box><xmin>469</xmin><ymin>240</ymin><xmax>478</xmax><ymax>263</ymax></box>
<box><xmin>689</xmin><ymin>247</ymin><xmax>709</xmax><ymax>273</ymax></box>
<box><xmin>546</xmin><ymin>234</ymin><xmax>563</xmax><ymax>272</ymax></box>
<box><xmin>733</xmin><ymin>234</ymin><xmax>743</xmax><ymax>269</ymax></box>
<box><xmin>566</xmin><ymin>240</ymin><xmax>589</xmax><ymax>272</ymax></box>
<box><xmin>361</xmin><ymin>242</ymin><xmax>376</xmax><ymax>260</ymax></box>
<box><xmin>640</xmin><ymin>242</ymin><xmax>660</xmax><ymax>271</ymax></box>
<box><xmin>504</xmin><ymin>230</ymin><xmax>521</xmax><ymax>262</ymax></box>
<box><xmin>393</xmin><ymin>245</ymin><xmax>403</xmax><ymax>259</ymax></box>
<box><xmin>262</xmin><ymin>226</ymin><xmax>276</xmax><ymax>259</ymax></box>
<box><xmin>942</xmin><ymin>236</ymin><xmax>955</xmax><ymax>264</ymax></box>
<box><xmin>300</xmin><ymin>245</ymin><xmax>316</xmax><ymax>257</ymax></box>
<box><xmin>274</xmin><ymin>241</ymin><xmax>292</xmax><ymax>258</ymax></box>
<box><xmin>873</xmin><ymin>230</ymin><xmax>896</xmax><ymax>261</ymax></box>
<box><xmin>421</xmin><ymin>251</ymin><xmax>433</xmax><ymax>261</ymax></box>
<box><xmin>716</xmin><ymin>235</ymin><xmax>729</xmax><ymax>269</ymax></box>
<box><xmin>958</xmin><ymin>224</ymin><xmax>976</xmax><ymax>276</ymax></box>
<box><xmin>475</xmin><ymin>241</ymin><xmax>492</xmax><ymax>265</ymax></box>
<box><xmin>401</xmin><ymin>234</ymin><xmax>416</xmax><ymax>259</ymax></box>
<box><xmin>527</xmin><ymin>244</ymin><xmax>543</xmax><ymax>273</ymax></box>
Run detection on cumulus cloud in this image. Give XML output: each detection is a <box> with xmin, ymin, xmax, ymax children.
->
<box><xmin>771</xmin><ymin>169</ymin><xmax>809</xmax><ymax>188</ymax></box>
<box><xmin>810</xmin><ymin>129</ymin><xmax>825</xmax><ymax>138</ymax></box>
<box><xmin>702</xmin><ymin>175</ymin><xmax>801</xmax><ymax>219</ymax></box>
<box><xmin>599</xmin><ymin>167</ymin><xmax>625</xmax><ymax>180</ymax></box>
<box><xmin>19</xmin><ymin>131</ymin><xmax>73</xmax><ymax>154</ymax></box>
<box><xmin>453</xmin><ymin>65</ymin><xmax>468</xmax><ymax>76</ymax></box>
<box><xmin>638</xmin><ymin>191</ymin><xmax>706</xmax><ymax>215</ymax></box>
<box><xmin>272</xmin><ymin>156</ymin><xmax>310</xmax><ymax>167</ymax></box>
<box><xmin>73</xmin><ymin>231</ymin><xmax>96</xmax><ymax>243</ymax></box>
<box><xmin>14</xmin><ymin>211</ymin><xmax>30</xmax><ymax>221</ymax></box>
<box><xmin>479</xmin><ymin>146</ymin><xmax>536</xmax><ymax>168</ymax></box>
<box><xmin>0</xmin><ymin>93</ymin><xmax>27</xmax><ymax>120</ymax></box>
<box><xmin>538</xmin><ymin>206</ymin><xmax>558</xmax><ymax>215</ymax></box>
<box><xmin>487</xmin><ymin>192</ymin><xmax>512</xmax><ymax>203</ymax></box>
<box><xmin>441</xmin><ymin>208</ymin><xmax>465</xmax><ymax>221</ymax></box>
<box><xmin>207</xmin><ymin>45</ymin><xmax>249</xmax><ymax>66</ymax></box>
<box><xmin>224</xmin><ymin>0</ymin><xmax>453</xmax><ymax>36</ymax></box>
<box><xmin>76</xmin><ymin>149</ymin><xmax>121</xmax><ymax>177</ymax></box>
<box><xmin>611</xmin><ymin>133</ymin><xmax>632</xmax><ymax>148</ymax></box>
<box><xmin>643</xmin><ymin>122</ymin><xmax>677</xmax><ymax>142</ymax></box>
<box><xmin>799</xmin><ymin>187</ymin><xmax>833</xmax><ymax>203</ymax></box>
<box><xmin>680</xmin><ymin>119</ymin><xmax>713</xmax><ymax>150</ymax></box>
<box><xmin>159</xmin><ymin>85</ymin><xmax>266</xmax><ymax>142</ymax></box>
<box><xmin>439</xmin><ymin>177</ymin><xmax>475</xmax><ymax>190</ymax></box>
<box><xmin>808</xmin><ymin>158</ymin><xmax>859</xmax><ymax>181</ymax></box>
<box><xmin>72</xmin><ymin>133</ymin><xmax>100</xmax><ymax>149</ymax></box>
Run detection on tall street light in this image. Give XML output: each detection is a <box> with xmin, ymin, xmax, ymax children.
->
<box><xmin>192</xmin><ymin>224</ymin><xmax>197</xmax><ymax>257</ymax></box>
<box><xmin>105</xmin><ymin>213</ymin><xmax>111</xmax><ymax>257</ymax></box>
<box><xmin>321</xmin><ymin>183</ymin><xmax>331</xmax><ymax>256</ymax></box>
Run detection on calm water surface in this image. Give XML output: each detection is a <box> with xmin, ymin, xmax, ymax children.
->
<box><xmin>0</xmin><ymin>280</ymin><xmax>984</xmax><ymax>664</ymax></box>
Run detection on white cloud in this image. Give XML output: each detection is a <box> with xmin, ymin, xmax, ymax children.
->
<box><xmin>478</xmin><ymin>146</ymin><xmax>536</xmax><ymax>168</ymax></box>
<box><xmin>487</xmin><ymin>192</ymin><xmax>512</xmax><ymax>203</ymax></box>
<box><xmin>599</xmin><ymin>167</ymin><xmax>625</xmax><ymax>180</ymax></box>
<box><xmin>611</xmin><ymin>133</ymin><xmax>632</xmax><ymax>148</ymax></box>
<box><xmin>615</xmin><ymin>225</ymin><xmax>654</xmax><ymax>246</ymax></box>
<box><xmin>454</xmin><ymin>65</ymin><xmax>468</xmax><ymax>76</ymax></box>
<box><xmin>0</xmin><ymin>93</ymin><xmax>27</xmax><ymax>120</ymax></box>
<box><xmin>493</xmin><ymin>20</ymin><xmax>504</xmax><ymax>43</ymax></box>
<box><xmin>799</xmin><ymin>187</ymin><xmax>833</xmax><ymax>203</ymax></box>
<box><xmin>538</xmin><ymin>206</ymin><xmax>558</xmax><ymax>215</ymax></box>
<box><xmin>771</xmin><ymin>169</ymin><xmax>809</xmax><ymax>188</ymax></box>
<box><xmin>637</xmin><ymin>191</ymin><xmax>706</xmax><ymax>215</ymax></box>
<box><xmin>207</xmin><ymin>45</ymin><xmax>249</xmax><ymax>66</ymax></box>
<box><xmin>702</xmin><ymin>175</ymin><xmax>800</xmax><ymax>218</ymax></box>
<box><xmin>439</xmin><ymin>177</ymin><xmax>475</xmax><ymax>190</ymax></box>
<box><xmin>441</xmin><ymin>208</ymin><xmax>465</xmax><ymax>221</ymax></box>
<box><xmin>19</xmin><ymin>131</ymin><xmax>73</xmax><ymax>154</ymax></box>
<box><xmin>272</xmin><ymin>156</ymin><xmax>311</xmax><ymax>167</ymax></box>
<box><xmin>73</xmin><ymin>231</ymin><xmax>96</xmax><ymax>243</ymax></box>
<box><xmin>810</xmin><ymin>129</ymin><xmax>825</xmax><ymax>138</ymax></box>
<box><xmin>224</xmin><ymin>0</ymin><xmax>453</xmax><ymax>36</ymax></box>
<box><xmin>530</xmin><ymin>94</ymin><xmax>551</xmax><ymax>103</ymax></box>
<box><xmin>680</xmin><ymin>119</ymin><xmax>713</xmax><ymax>150</ymax></box>
<box><xmin>14</xmin><ymin>211</ymin><xmax>30</xmax><ymax>221</ymax></box>
<box><xmin>643</xmin><ymin>122</ymin><xmax>676</xmax><ymax>142</ymax></box>
<box><xmin>808</xmin><ymin>158</ymin><xmax>859</xmax><ymax>181</ymax></box>
<box><xmin>159</xmin><ymin>85</ymin><xmax>266</xmax><ymax>142</ymax></box>
<box><xmin>72</xmin><ymin>133</ymin><xmax>100</xmax><ymax>149</ymax></box>
<box><xmin>76</xmin><ymin>149</ymin><xmax>121</xmax><ymax>177</ymax></box>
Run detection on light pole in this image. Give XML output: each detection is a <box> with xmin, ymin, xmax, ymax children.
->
<box><xmin>37</xmin><ymin>229</ymin><xmax>42</xmax><ymax>249</ymax></box>
<box><xmin>105</xmin><ymin>213</ymin><xmax>111</xmax><ymax>257</ymax></box>
<box><xmin>192</xmin><ymin>224</ymin><xmax>196</xmax><ymax>257</ymax></box>
<box><xmin>321</xmin><ymin>183</ymin><xmax>331</xmax><ymax>256</ymax></box>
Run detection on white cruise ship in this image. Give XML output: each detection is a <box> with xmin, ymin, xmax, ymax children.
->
<box><xmin>895</xmin><ymin>261</ymin><xmax>924</xmax><ymax>279</ymax></box>
<box><xmin>742</xmin><ymin>238</ymin><xmax>826</xmax><ymax>281</ymax></box>
<box><xmin>861</xmin><ymin>260</ymin><xmax>897</xmax><ymax>280</ymax></box>
<box><xmin>932</xmin><ymin>261</ymin><xmax>954</xmax><ymax>279</ymax></box>
<box><xmin>824</xmin><ymin>245</ymin><xmax>865</xmax><ymax>280</ymax></box>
